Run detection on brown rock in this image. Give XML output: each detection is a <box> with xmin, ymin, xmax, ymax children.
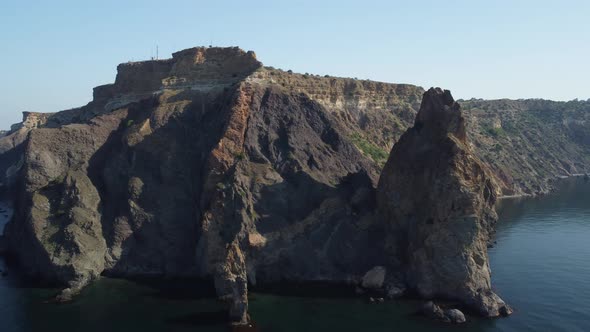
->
<box><xmin>377</xmin><ymin>88</ymin><xmax>510</xmax><ymax>317</ymax></box>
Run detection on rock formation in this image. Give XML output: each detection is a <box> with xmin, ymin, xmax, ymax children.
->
<box><xmin>0</xmin><ymin>47</ymin><xmax>411</xmax><ymax>324</ymax></box>
<box><xmin>0</xmin><ymin>46</ymin><xmax>587</xmax><ymax>323</ymax></box>
<box><xmin>377</xmin><ymin>88</ymin><xmax>511</xmax><ymax>316</ymax></box>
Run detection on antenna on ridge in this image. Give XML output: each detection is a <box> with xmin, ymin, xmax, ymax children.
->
<box><xmin>156</xmin><ymin>45</ymin><xmax>159</xmax><ymax>60</ymax></box>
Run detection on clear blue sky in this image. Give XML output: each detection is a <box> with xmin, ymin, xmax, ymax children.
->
<box><xmin>0</xmin><ymin>0</ymin><xmax>588</xmax><ymax>128</ymax></box>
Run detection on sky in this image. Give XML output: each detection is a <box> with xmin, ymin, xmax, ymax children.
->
<box><xmin>0</xmin><ymin>0</ymin><xmax>589</xmax><ymax>127</ymax></box>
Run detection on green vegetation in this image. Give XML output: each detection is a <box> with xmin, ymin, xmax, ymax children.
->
<box><xmin>483</xmin><ymin>126</ymin><xmax>506</xmax><ymax>138</ymax></box>
<box><xmin>55</xmin><ymin>209</ymin><xmax>67</xmax><ymax>217</ymax></box>
<box><xmin>126</xmin><ymin>119</ymin><xmax>134</xmax><ymax>127</ymax></box>
<box><xmin>249</xmin><ymin>209</ymin><xmax>259</xmax><ymax>221</ymax></box>
<box><xmin>234</xmin><ymin>152</ymin><xmax>245</xmax><ymax>160</ymax></box>
<box><xmin>49</xmin><ymin>174</ymin><xmax>66</xmax><ymax>186</ymax></box>
<box><xmin>216</xmin><ymin>182</ymin><xmax>226</xmax><ymax>190</ymax></box>
<box><xmin>350</xmin><ymin>133</ymin><xmax>389</xmax><ymax>167</ymax></box>
<box><xmin>501</xmin><ymin>121</ymin><xmax>518</xmax><ymax>134</ymax></box>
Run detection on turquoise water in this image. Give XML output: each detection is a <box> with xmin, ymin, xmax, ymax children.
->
<box><xmin>0</xmin><ymin>178</ymin><xmax>589</xmax><ymax>331</ymax></box>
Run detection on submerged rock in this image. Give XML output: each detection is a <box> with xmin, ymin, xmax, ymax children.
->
<box><xmin>55</xmin><ymin>288</ymin><xmax>74</xmax><ymax>303</ymax></box>
<box><xmin>368</xmin><ymin>297</ymin><xmax>384</xmax><ymax>304</ymax></box>
<box><xmin>421</xmin><ymin>301</ymin><xmax>447</xmax><ymax>322</ymax></box>
<box><xmin>421</xmin><ymin>302</ymin><xmax>466</xmax><ymax>324</ymax></box>
<box><xmin>377</xmin><ymin>88</ymin><xmax>511</xmax><ymax>317</ymax></box>
<box><xmin>385</xmin><ymin>283</ymin><xmax>406</xmax><ymax>299</ymax></box>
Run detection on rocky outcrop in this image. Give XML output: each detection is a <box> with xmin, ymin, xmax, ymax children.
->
<box><xmin>377</xmin><ymin>88</ymin><xmax>511</xmax><ymax>317</ymax></box>
<box><xmin>0</xmin><ymin>112</ymin><xmax>56</xmax><ymax>189</ymax></box>
<box><xmin>2</xmin><ymin>48</ymin><xmax>265</xmax><ymax>310</ymax></box>
<box><xmin>2</xmin><ymin>47</ymin><xmax>409</xmax><ymax>324</ymax></box>
<box><xmin>3</xmin><ymin>46</ymin><xmax>588</xmax><ymax>324</ymax></box>
<box><xmin>111</xmin><ymin>46</ymin><xmax>260</xmax><ymax>96</ymax></box>
<box><xmin>421</xmin><ymin>301</ymin><xmax>467</xmax><ymax>324</ymax></box>
<box><xmin>6</xmin><ymin>111</ymin><xmax>126</xmax><ymax>290</ymax></box>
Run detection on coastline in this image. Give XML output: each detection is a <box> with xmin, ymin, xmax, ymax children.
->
<box><xmin>498</xmin><ymin>173</ymin><xmax>590</xmax><ymax>200</ymax></box>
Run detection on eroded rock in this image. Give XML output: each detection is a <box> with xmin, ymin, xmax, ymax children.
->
<box><xmin>377</xmin><ymin>88</ymin><xmax>511</xmax><ymax>317</ymax></box>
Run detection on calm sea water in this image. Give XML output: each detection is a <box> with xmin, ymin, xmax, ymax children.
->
<box><xmin>0</xmin><ymin>178</ymin><xmax>589</xmax><ymax>332</ymax></box>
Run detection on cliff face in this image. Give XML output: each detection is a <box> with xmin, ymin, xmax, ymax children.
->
<box><xmin>0</xmin><ymin>46</ymin><xmax>587</xmax><ymax>323</ymax></box>
<box><xmin>463</xmin><ymin>99</ymin><xmax>590</xmax><ymax>195</ymax></box>
<box><xmin>7</xmin><ymin>50</ymin><xmax>261</xmax><ymax>292</ymax></box>
<box><xmin>377</xmin><ymin>88</ymin><xmax>510</xmax><ymax>317</ymax></box>
<box><xmin>0</xmin><ymin>112</ymin><xmax>53</xmax><ymax>188</ymax></box>
<box><xmin>1</xmin><ymin>47</ymin><xmax>423</xmax><ymax>324</ymax></box>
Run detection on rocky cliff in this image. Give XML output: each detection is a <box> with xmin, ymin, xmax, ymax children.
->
<box><xmin>463</xmin><ymin>99</ymin><xmax>590</xmax><ymax>195</ymax></box>
<box><xmin>0</xmin><ymin>46</ymin><xmax>587</xmax><ymax>324</ymax></box>
<box><xmin>377</xmin><ymin>88</ymin><xmax>511</xmax><ymax>317</ymax></box>
<box><xmin>0</xmin><ymin>47</ymin><xmax>417</xmax><ymax>324</ymax></box>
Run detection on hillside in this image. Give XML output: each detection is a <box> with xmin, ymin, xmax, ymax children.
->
<box><xmin>462</xmin><ymin>99</ymin><xmax>590</xmax><ymax>195</ymax></box>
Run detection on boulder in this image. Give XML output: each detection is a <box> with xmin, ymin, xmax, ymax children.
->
<box><xmin>421</xmin><ymin>301</ymin><xmax>447</xmax><ymax>322</ymax></box>
<box><xmin>445</xmin><ymin>309</ymin><xmax>466</xmax><ymax>323</ymax></box>
<box><xmin>361</xmin><ymin>266</ymin><xmax>386</xmax><ymax>290</ymax></box>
